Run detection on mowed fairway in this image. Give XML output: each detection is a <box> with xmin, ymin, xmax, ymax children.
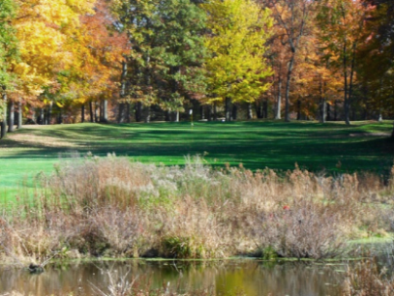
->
<box><xmin>1</xmin><ymin>121</ymin><xmax>393</xmax><ymax>193</ymax></box>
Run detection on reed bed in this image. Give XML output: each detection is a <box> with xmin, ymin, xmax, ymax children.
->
<box><xmin>1</xmin><ymin>154</ymin><xmax>393</xmax><ymax>264</ymax></box>
<box><xmin>341</xmin><ymin>260</ymin><xmax>394</xmax><ymax>296</ymax></box>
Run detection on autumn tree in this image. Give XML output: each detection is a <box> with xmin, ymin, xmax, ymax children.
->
<box><xmin>8</xmin><ymin>0</ymin><xmax>96</xmax><ymax>127</ymax></box>
<box><xmin>54</xmin><ymin>0</ymin><xmax>129</xmax><ymax>124</ymax></box>
<box><xmin>286</xmin><ymin>27</ymin><xmax>343</xmax><ymax>122</ymax></box>
<box><xmin>359</xmin><ymin>0</ymin><xmax>394</xmax><ymax>135</ymax></box>
<box><xmin>202</xmin><ymin>0</ymin><xmax>273</xmax><ymax>121</ymax></box>
<box><xmin>262</xmin><ymin>0</ymin><xmax>314</xmax><ymax>122</ymax></box>
<box><xmin>317</xmin><ymin>0</ymin><xmax>366</xmax><ymax>125</ymax></box>
<box><xmin>267</xmin><ymin>36</ymin><xmax>288</xmax><ymax>120</ymax></box>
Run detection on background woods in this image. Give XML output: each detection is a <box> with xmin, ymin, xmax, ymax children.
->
<box><xmin>0</xmin><ymin>0</ymin><xmax>393</xmax><ymax>136</ymax></box>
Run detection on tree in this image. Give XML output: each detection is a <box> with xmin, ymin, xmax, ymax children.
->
<box><xmin>114</xmin><ymin>0</ymin><xmax>207</xmax><ymax>122</ymax></box>
<box><xmin>0</xmin><ymin>0</ymin><xmax>18</xmax><ymax>138</ymax></box>
<box><xmin>52</xmin><ymin>0</ymin><xmax>129</xmax><ymax>124</ymax></box>
<box><xmin>363</xmin><ymin>0</ymin><xmax>394</xmax><ymax>51</ymax></box>
<box><xmin>361</xmin><ymin>0</ymin><xmax>394</xmax><ymax>135</ymax></box>
<box><xmin>317</xmin><ymin>0</ymin><xmax>365</xmax><ymax>125</ymax></box>
<box><xmin>202</xmin><ymin>0</ymin><xmax>274</xmax><ymax>121</ymax></box>
<box><xmin>8</xmin><ymin>0</ymin><xmax>96</xmax><ymax>126</ymax></box>
<box><xmin>262</xmin><ymin>0</ymin><xmax>314</xmax><ymax>122</ymax></box>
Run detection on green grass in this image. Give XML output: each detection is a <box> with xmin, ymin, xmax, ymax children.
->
<box><xmin>0</xmin><ymin>120</ymin><xmax>393</xmax><ymax>196</ymax></box>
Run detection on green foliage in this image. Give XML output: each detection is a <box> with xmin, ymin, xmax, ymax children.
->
<box><xmin>0</xmin><ymin>0</ymin><xmax>18</xmax><ymax>87</ymax></box>
<box><xmin>262</xmin><ymin>246</ymin><xmax>278</xmax><ymax>261</ymax></box>
<box><xmin>202</xmin><ymin>0</ymin><xmax>274</xmax><ymax>104</ymax></box>
<box><xmin>161</xmin><ymin>236</ymin><xmax>204</xmax><ymax>258</ymax></box>
<box><xmin>115</xmin><ymin>0</ymin><xmax>207</xmax><ymax>111</ymax></box>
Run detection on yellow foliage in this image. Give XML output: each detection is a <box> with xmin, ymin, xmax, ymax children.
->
<box><xmin>202</xmin><ymin>0</ymin><xmax>274</xmax><ymax>104</ymax></box>
<box><xmin>10</xmin><ymin>0</ymin><xmax>96</xmax><ymax>102</ymax></box>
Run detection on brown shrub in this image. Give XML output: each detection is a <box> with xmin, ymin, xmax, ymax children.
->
<box><xmin>1</xmin><ymin>154</ymin><xmax>393</xmax><ymax>261</ymax></box>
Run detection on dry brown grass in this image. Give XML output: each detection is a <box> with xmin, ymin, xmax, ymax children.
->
<box><xmin>341</xmin><ymin>260</ymin><xmax>394</xmax><ymax>296</ymax></box>
<box><xmin>1</xmin><ymin>154</ymin><xmax>393</xmax><ymax>263</ymax></box>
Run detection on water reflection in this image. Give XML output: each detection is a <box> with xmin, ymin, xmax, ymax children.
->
<box><xmin>0</xmin><ymin>260</ymin><xmax>345</xmax><ymax>295</ymax></box>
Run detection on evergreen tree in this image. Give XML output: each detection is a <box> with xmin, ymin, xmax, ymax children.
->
<box><xmin>114</xmin><ymin>0</ymin><xmax>207</xmax><ymax>121</ymax></box>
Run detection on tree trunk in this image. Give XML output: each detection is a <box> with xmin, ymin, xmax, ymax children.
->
<box><xmin>247</xmin><ymin>103</ymin><xmax>253</xmax><ymax>120</ymax></box>
<box><xmin>320</xmin><ymin>82</ymin><xmax>326</xmax><ymax>124</ymax></box>
<box><xmin>296</xmin><ymin>100</ymin><xmax>301</xmax><ymax>121</ymax></box>
<box><xmin>275</xmin><ymin>77</ymin><xmax>282</xmax><ymax>120</ymax></box>
<box><xmin>81</xmin><ymin>104</ymin><xmax>85</xmax><ymax>123</ymax></box>
<box><xmin>334</xmin><ymin>100</ymin><xmax>338</xmax><ymax>121</ymax></box>
<box><xmin>120</xmin><ymin>60</ymin><xmax>128</xmax><ymax>98</ymax></box>
<box><xmin>255</xmin><ymin>102</ymin><xmax>262</xmax><ymax>119</ymax></box>
<box><xmin>144</xmin><ymin>106</ymin><xmax>151</xmax><ymax>123</ymax></box>
<box><xmin>135</xmin><ymin>102</ymin><xmax>142</xmax><ymax>122</ymax></box>
<box><xmin>89</xmin><ymin>101</ymin><xmax>94</xmax><ymax>122</ymax></box>
<box><xmin>38</xmin><ymin>108</ymin><xmax>44</xmax><ymax>125</ymax></box>
<box><xmin>232</xmin><ymin>104</ymin><xmax>237</xmax><ymax>120</ymax></box>
<box><xmin>8</xmin><ymin>100</ymin><xmax>15</xmax><ymax>132</ymax></box>
<box><xmin>175</xmin><ymin>111</ymin><xmax>179</xmax><ymax>122</ymax></box>
<box><xmin>165</xmin><ymin>110</ymin><xmax>171</xmax><ymax>122</ymax></box>
<box><xmin>125</xmin><ymin>102</ymin><xmax>131</xmax><ymax>123</ymax></box>
<box><xmin>321</xmin><ymin>99</ymin><xmax>327</xmax><ymax>123</ymax></box>
<box><xmin>378</xmin><ymin>112</ymin><xmax>383</xmax><ymax>122</ymax></box>
<box><xmin>117</xmin><ymin>103</ymin><xmax>124</xmax><ymax>123</ymax></box>
<box><xmin>213</xmin><ymin>102</ymin><xmax>217</xmax><ymax>121</ymax></box>
<box><xmin>57</xmin><ymin>109</ymin><xmax>63</xmax><ymax>124</ymax></box>
<box><xmin>119</xmin><ymin>58</ymin><xmax>128</xmax><ymax>123</ymax></box>
<box><xmin>284</xmin><ymin>54</ymin><xmax>295</xmax><ymax>122</ymax></box>
<box><xmin>1</xmin><ymin>92</ymin><xmax>7</xmax><ymax>139</ymax></box>
<box><xmin>327</xmin><ymin>102</ymin><xmax>331</xmax><ymax>121</ymax></box>
<box><xmin>47</xmin><ymin>101</ymin><xmax>53</xmax><ymax>125</ymax></box>
<box><xmin>101</xmin><ymin>100</ymin><xmax>108</xmax><ymax>123</ymax></box>
<box><xmin>30</xmin><ymin>109</ymin><xmax>36</xmax><ymax>124</ymax></box>
<box><xmin>347</xmin><ymin>42</ymin><xmax>357</xmax><ymax>124</ymax></box>
<box><xmin>134</xmin><ymin>102</ymin><xmax>142</xmax><ymax>122</ymax></box>
<box><xmin>225</xmin><ymin>97</ymin><xmax>231</xmax><ymax>121</ymax></box>
<box><xmin>94</xmin><ymin>102</ymin><xmax>99</xmax><ymax>123</ymax></box>
<box><xmin>263</xmin><ymin>100</ymin><xmax>268</xmax><ymax>119</ymax></box>
<box><xmin>207</xmin><ymin>105</ymin><xmax>212</xmax><ymax>121</ymax></box>
<box><xmin>43</xmin><ymin>109</ymin><xmax>48</xmax><ymax>125</ymax></box>
<box><xmin>200</xmin><ymin>106</ymin><xmax>205</xmax><ymax>120</ymax></box>
<box><xmin>17</xmin><ymin>98</ymin><xmax>22</xmax><ymax>129</ymax></box>
<box><xmin>363</xmin><ymin>107</ymin><xmax>368</xmax><ymax>120</ymax></box>
<box><xmin>343</xmin><ymin>40</ymin><xmax>350</xmax><ymax>125</ymax></box>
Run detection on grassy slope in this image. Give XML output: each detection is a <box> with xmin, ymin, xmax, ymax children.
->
<box><xmin>0</xmin><ymin>121</ymin><xmax>393</xmax><ymax>194</ymax></box>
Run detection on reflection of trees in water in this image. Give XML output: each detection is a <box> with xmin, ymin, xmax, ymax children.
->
<box><xmin>215</xmin><ymin>261</ymin><xmax>345</xmax><ymax>296</ymax></box>
<box><xmin>0</xmin><ymin>260</ymin><xmax>346</xmax><ymax>295</ymax></box>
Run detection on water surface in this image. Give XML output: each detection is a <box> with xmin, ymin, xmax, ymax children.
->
<box><xmin>0</xmin><ymin>259</ymin><xmax>347</xmax><ymax>295</ymax></box>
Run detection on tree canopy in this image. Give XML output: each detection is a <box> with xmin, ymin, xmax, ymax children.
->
<box><xmin>0</xmin><ymin>0</ymin><xmax>393</xmax><ymax>134</ymax></box>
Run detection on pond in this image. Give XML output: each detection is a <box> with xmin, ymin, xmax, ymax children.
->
<box><xmin>0</xmin><ymin>259</ymin><xmax>348</xmax><ymax>295</ymax></box>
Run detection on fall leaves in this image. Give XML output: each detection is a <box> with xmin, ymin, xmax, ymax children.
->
<box><xmin>0</xmin><ymin>0</ymin><xmax>393</xmax><ymax>127</ymax></box>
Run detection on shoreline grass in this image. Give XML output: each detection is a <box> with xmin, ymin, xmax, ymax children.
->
<box><xmin>1</xmin><ymin>155</ymin><xmax>394</xmax><ymax>265</ymax></box>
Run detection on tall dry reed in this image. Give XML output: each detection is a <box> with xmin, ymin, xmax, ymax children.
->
<box><xmin>341</xmin><ymin>260</ymin><xmax>394</xmax><ymax>296</ymax></box>
<box><xmin>1</xmin><ymin>154</ymin><xmax>393</xmax><ymax>263</ymax></box>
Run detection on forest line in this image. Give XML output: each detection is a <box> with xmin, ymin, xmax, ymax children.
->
<box><xmin>0</xmin><ymin>0</ymin><xmax>393</xmax><ymax>136</ymax></box>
